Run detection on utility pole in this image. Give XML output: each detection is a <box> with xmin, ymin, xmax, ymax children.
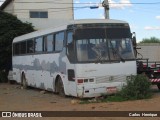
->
<box><xmin>102</xmin><ymin>0</ymin><xmax>110</xmax><ymax>19</ymax></box>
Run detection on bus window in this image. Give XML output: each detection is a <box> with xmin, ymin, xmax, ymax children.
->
<box><xmin>15</xmin><ymin>43</ymin><xmax>20</xmax><ymax>55</ymax></box>
<box><xmin>67</xmin><ymin>31</ymin><xmax>74</xmax><ymax>62</ymax></box>
<box><xmin>13</xmin><ymin>44</ymin><xmax>15</xmax><ymax>56</ymax></box>
<box><xmin>67</xmin><ymin>32</ymin><xmax>73</xmax><ymax>45</ymax></box>
<box><xmin>20</xmin><ymin>41</ymin><xmax>26</xmax><ymax>54</ymax></box>
<box><xmin>46</xmin><ymin>34</ymin><xmax>54</xmax><ymax>52</ymax></box>
<box><xmin>35</xmin><ymin>37</ymin><xmax>43</xmax><ymax>53</ymax></box>
<box><xmin>55</xmin><ymin>32</ymin><xmax>64</xmax><ymax>51</ymax></box>
<box><xmin>27</xmin><ymin>39</ymin><xmax>34</xmax><ymax>53</ymax></box>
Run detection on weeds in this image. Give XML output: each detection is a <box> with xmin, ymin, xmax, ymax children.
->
<box><xmin>80</xmin><ymin>74</ymin><xmax>152</xmax><ymax>103</ymax></box>
<box><xmin>119</xmin><ymin>74</ymin><xmax>152</xmax><ymax>100</ymax></box>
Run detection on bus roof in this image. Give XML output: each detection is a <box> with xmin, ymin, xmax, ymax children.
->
<box><xmin>69</xmin><ymin>19</ymin><xmax>127</xmax><ymax>24</ymax></box>
<box><xmin>13</xmin><ymin>19</ymin><xmax>128</xmax><ymax>43</ymax></box>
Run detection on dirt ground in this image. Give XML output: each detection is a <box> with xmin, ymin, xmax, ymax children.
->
<box><xmin>0</xmin><ymin>83</ymin><xmax>160</xmax><ymax>120</ymax></box>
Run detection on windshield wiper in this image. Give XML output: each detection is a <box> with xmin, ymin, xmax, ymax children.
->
<box><xmin>110</xmin><ymin>41</ymin><xmax>125</xmax><ymax>62</ymax></box>
<box><xmin>114</xmin><ymin>49</ymin><xmax>125</xmax><ymax>62</ymax></box>
<box><xmin>94</xmin><ymin>46</ymin><xmax>109</xmax><ymax>63</ymax></box>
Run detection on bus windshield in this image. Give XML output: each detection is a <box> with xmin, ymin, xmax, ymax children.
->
<box><xmin>75</xmin><ymin>28</ymin><xmax>135</xmax><ymax>63</ymax></box>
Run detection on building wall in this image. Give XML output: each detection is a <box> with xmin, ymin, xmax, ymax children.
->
<box><xmin>137</xmin><ymin>43</ymin><xmax>160</xmax><ymax>61</ymax></box>
<box><xmin>3</xmin><ymin>1</ymin><xmax>14</xmax><ymax>14</ymax></box>
<box><xmin>3</xmin><ymin>0</ymin><xmax>73</xmax><ymax>30</ymax></box>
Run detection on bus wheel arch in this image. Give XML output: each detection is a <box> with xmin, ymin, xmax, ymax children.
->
<box><xmin>21</xmin><ymin>72</ymin><xmax>27</xmax><ymax>89</ymax></box>
<box><xmin>54</xmin><ymin>75</ymin><xmax>65</xmax><ymax>97</ymax></box>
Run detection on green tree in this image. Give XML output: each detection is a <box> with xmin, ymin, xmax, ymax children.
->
<box><xmin>140</xmin><ymin>37</ymin><xmax>160</xmax><ymax>43</ymax></box>
<box><xmin>0</xmin><ymin>11</ymin><xmax>34</xmax><ymax>82</ymax></box>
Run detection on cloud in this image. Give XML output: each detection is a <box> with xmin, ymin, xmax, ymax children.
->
<box><xmin>98</xmin><ymin>0</ymin><xmax>132</xmax><ymax>9</ymax></box>
<box><xmin>130</xmin><ymin>24</ymin><xmax>138</xmax><ymax>29</ymax></box>
<box><xmin>156</xmin><ymin>16</ymin><xmax>160</xmax><ymax>20</ymax></box>
<box><xmin>99</xmin><ymin>13</ymin><xmax>105</xmax><ymax>19</ymax></box>
<box><xmin>75</xmin><ymin>0</ymin><xmax>80</xmax><ymax>4</ymax></box>
<box><xmin>144</xmin><ymin>26</ymin><xmax>160</xmax><ymax>30</ymax></box>
<box><xmin>0</xmin><ymin>2</ymin><xmax>3</xmax><ymax>6</ymax></box>
<box><xmin>76</xmin><ymin>0</ymin><xmax>132</xmax><ymax>10</ymax></box>
<box><xmin>109</xmin><ymin>0</ymin><xmax>132</xmax><ymax>9</ymax></box>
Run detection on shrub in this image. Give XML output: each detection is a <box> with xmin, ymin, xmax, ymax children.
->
<box><xmin>79</xmin><ymin>74</ymin><xmax>152</xmax><ymax>104</ymax></box>
<box><xmin>0</xmin><ymin>70</ymin><xmax>8</xmax><ymax>83</ymax></box>
<box><xmin>119</xmin><ymin>74</ymin><xmax>152</xmax><ymax>100</ymax></box>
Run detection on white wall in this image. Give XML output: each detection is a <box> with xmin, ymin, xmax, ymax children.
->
<box><xmin>20</xmin><ymin>18</ymin><xmax>70</xmax><ymax>30</ymax></box>
<box><xmin>3</xmin><ymin>0</ymin><xmax>73</xmax><ymax>30</ymax></box>
<box><xmin>3</xmin><ymin>1</ymin><xmax>14</xmax><ymax>14</ymax></box>
<box><xmin>137</xmin><ymin>43</ymin><xmax>160</xmax><ymax>61</ymax></box>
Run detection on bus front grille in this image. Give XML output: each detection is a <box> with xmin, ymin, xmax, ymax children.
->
<box><xmin>95</xmin><ymin>75</ymin><xmax>127</xmax><ymax>84</ymax></box>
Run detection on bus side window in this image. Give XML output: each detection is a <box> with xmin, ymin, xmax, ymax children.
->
<box><xmin>67</xmin><ymin>32</ymin><xmax>73</xmax><ymax>45</ymax></box>
<box><xmin>20</xmin><ymin>41</ymin><xmax>27</xmax><ymax>54</ymax></box>
<box><xmin>13</xmin><ymin>43</ymin><xmax>15</xmax><ymax>56</ymax></box>
<box><xmin>14</xmin><ymin>43</ymin><xmax>20</xmax><ymax>55</ymax></box>
<box><xmin>35</xmin><ymin>37</ymin><xmax>43</xmax><ymax>53</ymax></box>
<box><xmin>55</xmin><ymin>32</ymin><xmax>64</xmax><ymax>51</ymax></box>
<box><xmin>46</xmin><ymin>34</ymin><xmax>54</xmax><ymax>52</ymax></box>
<box><xmin>27</xmin><ymin>39</ymin><xmax>34</xmax><ymax>53</ymax></box>
<box><xmin>67</xmin><ymin>31</ymin><xmax>74</xmax><ymax>62</ymax></box>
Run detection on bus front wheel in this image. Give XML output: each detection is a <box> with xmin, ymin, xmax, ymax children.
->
<box><xmin>55</xmin><ymin>77</ymin><xmax>65</xmax><ymax>97</ymax></box>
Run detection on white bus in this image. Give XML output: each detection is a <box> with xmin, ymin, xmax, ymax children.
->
<box><xmin>12</xmin><ymin>19</ymin><xmax>137</xmax><ymax>98</ymax></box>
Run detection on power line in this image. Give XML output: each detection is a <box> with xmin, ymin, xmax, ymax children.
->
<box><xmin>0</xmin><ymin>7</ymin><xmax>88</xmax><ymax>13</ymax></box>
<box><xmin>1</xmin><ymin>1</ymin><xmax>160</xmax><ymax>14</ymax></box>
<box><xmin>0</xmin><ymin>6</ymin><xmax>89</xmax><ymax>11</ymax></box>
<box><xmin>1</xmin><ymin>1</ymin><xmax>160</xmax><ymax>5</ymax></box>
<box><xmin>5</xmin><ymin>6</ymin><xmax>89</xmax><ymax>10</ymax></box>
<box><xmin>13</xmin><ymin>2</ymin><xmax>160</xmax><ymax>4</ymax></box>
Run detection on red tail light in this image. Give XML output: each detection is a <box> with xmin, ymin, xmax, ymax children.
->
<box><xmin>143</xmin><ymin>65</ymin><xmax>147</xmax><ymax>68</ymax></box>
<box><xmin>77</xmin><ymin>79</ymin><xmax>83</xmax><ymax>83</ymax></box>
<box><xmin>151</xmin><ymin>64</ymin><xmax>156</xmax><ymax>68</ymax></box>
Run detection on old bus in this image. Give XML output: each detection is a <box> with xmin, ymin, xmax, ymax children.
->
<box><xmin>12</xmin><ymin>19</ymin><xmax>136</xmax><ymax>98</ymax></box>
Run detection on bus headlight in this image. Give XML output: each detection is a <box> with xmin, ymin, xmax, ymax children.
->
<box><xmin>89</xmin><ymin>78</ymin><xmax>94</xmax><ymax>82</ymax></box>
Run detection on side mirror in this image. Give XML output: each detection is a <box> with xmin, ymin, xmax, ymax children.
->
<box><xmin>132</xmin><ymin>32</ymin><xmax>137</xmax><ymax>48</ymax></box>
<box><xmin>132</xmin><ymin>32</ymin><xmax>137</xmax><ymax>57</ymax></box>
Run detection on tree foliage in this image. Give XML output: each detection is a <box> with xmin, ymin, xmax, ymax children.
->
<box><xmin>140</xmin><ymin>37</ymin><xmax>160</xmax><ymax>43</ymax></box>
<box><xmin>0</xmin><ymin>11</ymin><xmax>34</xmax><ymax>82</ymax></box>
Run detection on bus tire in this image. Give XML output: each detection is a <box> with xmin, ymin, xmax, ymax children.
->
<box><xmin>56</xmin><ymin>77</ymin><xmax>65</xmax><ymax>97</ymax></box>
<box><xmin>157</xmin><ymin>83</ymin><xmax>160</xmax><ymax>90</ymax></box>
<box><xmin>22</xmin><ymin>74</ymin><xmax>27</xmax><ymax>89</ymax></box>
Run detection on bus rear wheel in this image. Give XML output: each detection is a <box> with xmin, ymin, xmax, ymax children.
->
<box><xmin>22</xmin><ymin>74</ymin><xmax>27</xmax><ymax>89</ymax></box>
<box><xmin>56</xmin><ymin>77</ymin><xmax>65</xmax><ymax>97</ymax></box>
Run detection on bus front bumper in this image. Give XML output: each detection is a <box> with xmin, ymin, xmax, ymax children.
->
<box><xmin>77</xmin><ymin>82</ymin><xmax>126</xmax><ymax>98</ymax></box>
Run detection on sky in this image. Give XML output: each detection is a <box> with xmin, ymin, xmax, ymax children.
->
<box><xmin>0</xmin><ymin>0</ymin><xmax>160</xmax><ymax>42</ymax></box>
